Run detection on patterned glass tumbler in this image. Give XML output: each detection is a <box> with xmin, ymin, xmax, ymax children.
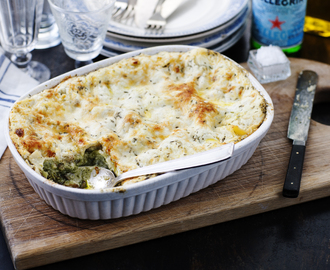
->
<box><xmin>48</xmin><ymin>0</ymin><xmax>115</xmax><ymax>68</ymax></box>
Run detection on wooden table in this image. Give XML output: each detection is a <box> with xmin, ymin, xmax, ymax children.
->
<box><xmin>2</xmin><ymin>1</ymin><xmax>330</xmax><ymax>269</ymax></box>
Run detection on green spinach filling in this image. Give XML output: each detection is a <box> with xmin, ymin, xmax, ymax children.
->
<box><xmin>42</xmin><ymin>147</ymin><xmax>109</xmax><ymax>188</ymax></box>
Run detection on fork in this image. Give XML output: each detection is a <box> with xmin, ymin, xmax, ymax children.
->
<box><xmin>112</xmin><ymin>0</ymin><xmax>128</xmax><ymax>18</ymax></box>
<box><xmin>145</xmin><ymin>0</ymin><xmax>166</xmax><ymax>30</ymax></box>
<box><xmin>114</xmin><ymin>0</ymin><xmax>137</xmax><ymax>20</ymax></box>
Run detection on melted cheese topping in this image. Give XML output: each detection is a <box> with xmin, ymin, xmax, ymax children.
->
<box><xmin>9</xmin><ymin>48</ymin><xmax>267</xmax><ymax>188</ymax></box>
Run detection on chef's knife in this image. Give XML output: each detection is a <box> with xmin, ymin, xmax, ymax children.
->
<box><xmin>283</xmin><ymin>70</ymin><xmax>318</xmax><ymax>198</ymax></box>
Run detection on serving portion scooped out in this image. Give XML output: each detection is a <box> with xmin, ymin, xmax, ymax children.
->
<box><xmin>5</xmin><ymin>46</ymin><xmax>273</xmax><ymax>219</ymax></box>
<box><xmin>9</xmin><ymin>48</ymin><xmax>267</xmax><ymax>190</ymax></box>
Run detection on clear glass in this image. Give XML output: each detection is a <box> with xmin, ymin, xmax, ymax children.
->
<box><xmin>247</xmin><ymin>48</ymin><xmax>291</xmax><ymax>84</ymax></box>
<box><xmin>36</xmin><ymin>0</ymin><xmax>61</xmax><ymax>49</ymax></box>
<box><xmin>48</xmin><ymin>0</ymin><xmax>115</xmax><ymax>69</ymax></box>
<box><xmin>0</xmin><ymin>0</ymin><xmax>51</xmax><ymax>83</ymax></box>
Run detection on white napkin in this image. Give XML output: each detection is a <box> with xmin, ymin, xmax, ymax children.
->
<box><xmin>0</xmin><ymin>48</ymin><xmax>39</xmax><ymax>159</ymax></box>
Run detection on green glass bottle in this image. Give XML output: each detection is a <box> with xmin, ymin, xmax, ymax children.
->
<box><xmin>251</xmin><ymin>0</ymin><xmax>308</xmax><ymax>54</ymax></box>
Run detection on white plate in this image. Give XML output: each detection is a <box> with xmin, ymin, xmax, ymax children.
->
<box><xmin>107</xmin><ymin>1</ymin><xmax>249</xmax><ymax>43</ymax></box>
<box><xmin>104</xmin><ymin>7</ymin><xmax>248</xmax><ymax>53</ymax></box>
<box><xmin>210</xmin><ymin>22</ymin><xmax>247</xmax><ymax>52</ymax></box>
<box><xmin>108</xmin><ymin>0</ymin><xmax>248</xmax><ymax>38</ymax></box>
<box><xmin>101</xmin><ymin>22</ymin><xmax>247</xmax><ymax>58</ymax></box>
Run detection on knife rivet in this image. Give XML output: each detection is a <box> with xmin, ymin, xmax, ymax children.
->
<box><xmin>294</xmin><ymin>167</ymin><xmax>296</xmax><ymax>169</ymax></box>
<box><xmin>291</xmin><ymin>182</ymin><xmax>294</xmax><ymax>184</ymax></box>
<box><xmin>296</xmin><ymin>152</ymin><xmax>299</xmax><ymax>154</ymax></box>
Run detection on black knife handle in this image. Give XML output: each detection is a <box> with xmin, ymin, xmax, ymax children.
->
<box><xmin>283</xmin><ymin>144</ymin><xmax>306</xmax><ymax>198</ymax></box>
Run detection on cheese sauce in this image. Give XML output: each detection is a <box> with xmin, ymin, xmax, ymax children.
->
<box><xmin>9</xmin><ymin>48</ymin><xmax>267</xmax><ymax>188</ymax></box>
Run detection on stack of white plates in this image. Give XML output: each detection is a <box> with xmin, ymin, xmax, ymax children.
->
<box><xmin>102</xmin><ymin>0</ymin><xmax>250</xmax><ymax>57</ymax></box>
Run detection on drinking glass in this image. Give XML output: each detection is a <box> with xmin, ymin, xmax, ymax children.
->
<box><xmin>36</xmin><ymin>0</ymin><xmax>61</xmax><ymax>49</ymax></box>
<box><xmin>0</xmin><ymin>0</ymin><xmax>51</xmax><ymax>83</ymax></box>
<box><xmin>48</xmin><ymin>0</ymin><xmax>115</xmax><ymax>69</ymax></box>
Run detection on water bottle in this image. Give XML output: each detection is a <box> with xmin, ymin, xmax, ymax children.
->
<box><xmin>251</xmin><ymin>0</ymin><xmax>308</xmax><ymax>54</ymax></box>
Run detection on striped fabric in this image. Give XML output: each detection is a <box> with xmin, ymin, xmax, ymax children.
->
<box><xmin>0</xmin><ymin>54</ymin><xmax>20</xmax><ymax>108</ymax></box>
<box><xmin>0</xmin><ymin>49</ymin><xmax>38</xmax><ymax>159</ymax></box>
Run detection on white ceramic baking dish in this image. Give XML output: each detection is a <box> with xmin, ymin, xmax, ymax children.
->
<box><xmin>5</xmin><ymin>45</ymin><xmax>274</xmax><ymax>220</ymax></box>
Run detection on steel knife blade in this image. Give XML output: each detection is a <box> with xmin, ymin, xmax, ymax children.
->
<box><xmin>161</xmin><ymin>0</ymin><xmax>184</xmax><ymax>19</ymax></box>
<box><xmin>283</xmin><ymin>70</ymin><xmax>318</xmax><ymax>198</ymax></box>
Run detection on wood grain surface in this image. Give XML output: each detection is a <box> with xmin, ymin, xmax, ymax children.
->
<box><xmin>1</xmin><ymin>58</ymin><xmax>330</xmax><ymax>270</ymax></box>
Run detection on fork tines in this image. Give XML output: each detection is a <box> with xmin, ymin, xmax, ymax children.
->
<box><xmin>145</xmin><ymin>14</ymin><xmax>166</xmax><ymax>30</ymax></box>
<box><xmin>145</xmin><ymin>0</ymin><xmax>166</xmax><ymax>30</ymax></box>
<box><xmin>112</xmin><ymin>0</ymin><xmax>128</xmax><ymax>18</ymax></box>
<box><xmin>113</xmin><ymin>0</ymin><xmax>137</xmax><ymax>21</ymax></box>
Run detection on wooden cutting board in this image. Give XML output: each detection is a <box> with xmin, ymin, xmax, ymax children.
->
<box><xmin>1</xmin><ymin>58</ymin><xmax>330</xmax><ymax>270</ymax></box>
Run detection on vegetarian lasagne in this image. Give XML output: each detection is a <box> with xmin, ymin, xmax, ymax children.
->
<box><xmin>9</xmin><ymin>48</ymin><xmax>267</xmax><ymax>189</ymax></box>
